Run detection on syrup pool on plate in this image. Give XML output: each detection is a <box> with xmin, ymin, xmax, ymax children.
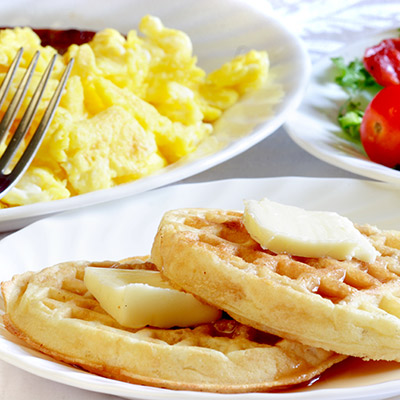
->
<box><xmin>292</xmin><ymin>357</ymin><xmax>400</xmax><ymax>392</ymax></box>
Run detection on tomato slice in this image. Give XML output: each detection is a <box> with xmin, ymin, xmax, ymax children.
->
<box><xmin>363</xmin><ymin>38</ymin><xmax>400</xmax><ymax>87</ymax></box>
<box><xmin>360</xmin><ymin>85</ymin><xmax>400</xmax><ymax>168</ymax></box>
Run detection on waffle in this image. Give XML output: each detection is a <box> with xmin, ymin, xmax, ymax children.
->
<box><xmin>1</xmin><ymin>258</ymin><xmax>344</xmax><ymax>393</ymax></box>
<box><xmin>151</xmin><ymin>208</ymin><xmax>400</xmax><ymax>361</ymax></box>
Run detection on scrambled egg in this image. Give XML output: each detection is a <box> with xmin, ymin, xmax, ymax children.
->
<box><xmin>0</xmin><ymin>15</ymin><xmax>269</xmax><ymax>207</ymax></box>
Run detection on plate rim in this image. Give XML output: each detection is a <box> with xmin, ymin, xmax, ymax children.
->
<box><xmin>1</xmin><ymin>176</ymin><xmax>400</xmax><ymax>400</ymax></box>
<box><xmin>0</xmin><ymin>1</ymin><xmax>311</xmax><ymax>231</ymax></box>
<box><xmin>284</xmin><ymin>27</ymin><xmax>400</xmax><ymax>186</ymax></box>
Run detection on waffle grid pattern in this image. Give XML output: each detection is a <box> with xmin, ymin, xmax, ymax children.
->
<box><xmin>2</xmin><ymin>258</ymin><xmax>345</xmax><ymax>392</ymax></box>
<box><xmin>183</xmin><ymin>212</ymin><xmax>400</xmax><ymax>313</ymax></box>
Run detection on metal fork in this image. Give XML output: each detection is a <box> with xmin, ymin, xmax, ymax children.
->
<box><xmin>0</xmin><ymin>48</ymin><xmax>73</xmax><ymax>198</ymax></box>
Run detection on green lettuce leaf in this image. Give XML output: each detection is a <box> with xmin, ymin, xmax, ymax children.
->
<box><xmin>332</xmin><ymin>57</ymin><xmax>382</xmax><ymax>141</ymax></box>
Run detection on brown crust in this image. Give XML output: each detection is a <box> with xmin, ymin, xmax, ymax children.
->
<box><xmin>1</xmin><ymin>258</ymin><xmax>345</xmax><ymax>393</ymax></box>
<box><xmin>150</xmin><ymin>208</ymin><xmax>400</xmax><ymax>361</ymax></box>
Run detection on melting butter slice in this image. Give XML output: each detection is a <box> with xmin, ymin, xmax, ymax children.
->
<box><xmin>84</xmin><ymin>267</ymin><xmax>221</xmax><ymax>329</ymax></box>
<box><xmin>243</xmin><ymin>198</ymin><xmax>379</xmax><ymax>263</ymax></box>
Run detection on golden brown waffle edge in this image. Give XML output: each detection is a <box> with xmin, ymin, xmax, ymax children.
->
<box><xmin>1</xmin><ymin>258</ymin><xmax>345</xmax><ymax>393</ymax></box>
<box><xmin>150</xmin><ymin>207</ymin><xmax>400</xmax><ymax>362</ymax></box>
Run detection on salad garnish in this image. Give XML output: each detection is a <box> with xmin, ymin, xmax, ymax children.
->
<box><xmin>333</xmin><ymin>31</ymin><xmax>400</xmax><ymax>168</ymax></box>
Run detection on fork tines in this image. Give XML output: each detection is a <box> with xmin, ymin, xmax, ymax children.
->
<box><xmin>0</xmin><ymin>48</ymin><xmax>73</xmax><ymax>197</ymax></box>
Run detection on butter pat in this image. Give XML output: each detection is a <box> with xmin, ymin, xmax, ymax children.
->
<box><xmin>84</xmin><ymin>267</ymin><xmax>221</xmax><ymax>329</ymax></box>
<box><xmin>243</xmin><ymin>198</ymin><xmax>378</xmax><ymax>263</ymax></box>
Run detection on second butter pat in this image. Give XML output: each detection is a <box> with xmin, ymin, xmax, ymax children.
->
<box><xmin>243</xmin><ymin>198</ymin><xmax>379</xmax><ymax>263</ymax></box>
<box><xmin>84</xmin><ymin>267</ymin><xmax>221</xmax><ymax>329</ymax></box>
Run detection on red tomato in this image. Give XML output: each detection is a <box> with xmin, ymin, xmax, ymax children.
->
<box><xmin>360</xmin><ymin>85</ymin><xmax>400</xmax><ymax>168</ymax></box>
<box><xmin>363</xmin><ymin>38</ymin><xmax>400</xmax><ymax>86</ymax></box>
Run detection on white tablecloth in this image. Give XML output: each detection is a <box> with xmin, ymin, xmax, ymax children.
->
<box><xmin>2</xmin><ymin>1</ymin><xmax>400</xmax><ymax>399</ymax></box>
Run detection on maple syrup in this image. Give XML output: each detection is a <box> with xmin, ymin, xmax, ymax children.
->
<box><xmin>291</xmin><ymin>357</ymin><xmax>400</xmax><ymax>393</ymax></box>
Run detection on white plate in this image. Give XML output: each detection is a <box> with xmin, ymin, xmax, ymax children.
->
<box><xmin>1</xmin><ymin>176</ymin><xmax>400</xmax><ymax>400</ymax></box>
<box><xmin>0</xmin><ymin>0</ymin><xmax>310</xmax><ymax>232</ymax></box>
<box><xmin>284</xmin><ymin>28</ymin><xmax>400</xmax><ymax>185</ymax></box>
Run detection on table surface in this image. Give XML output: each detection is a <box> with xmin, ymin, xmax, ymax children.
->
<box><xmin>2</xmin><ymin>1</ymin><xmax>400</xmax><ymax>399</ymax></box>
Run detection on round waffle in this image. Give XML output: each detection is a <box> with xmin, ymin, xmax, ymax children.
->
<box><xmin>151</xmin><ymin>208</ymin><xmax>400</xmax><ymax>361</ymax></box>
<box><xmin>1</xmin><ymin>258</ymin><xmax>344</xmax><ymax>393</ymax></box>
